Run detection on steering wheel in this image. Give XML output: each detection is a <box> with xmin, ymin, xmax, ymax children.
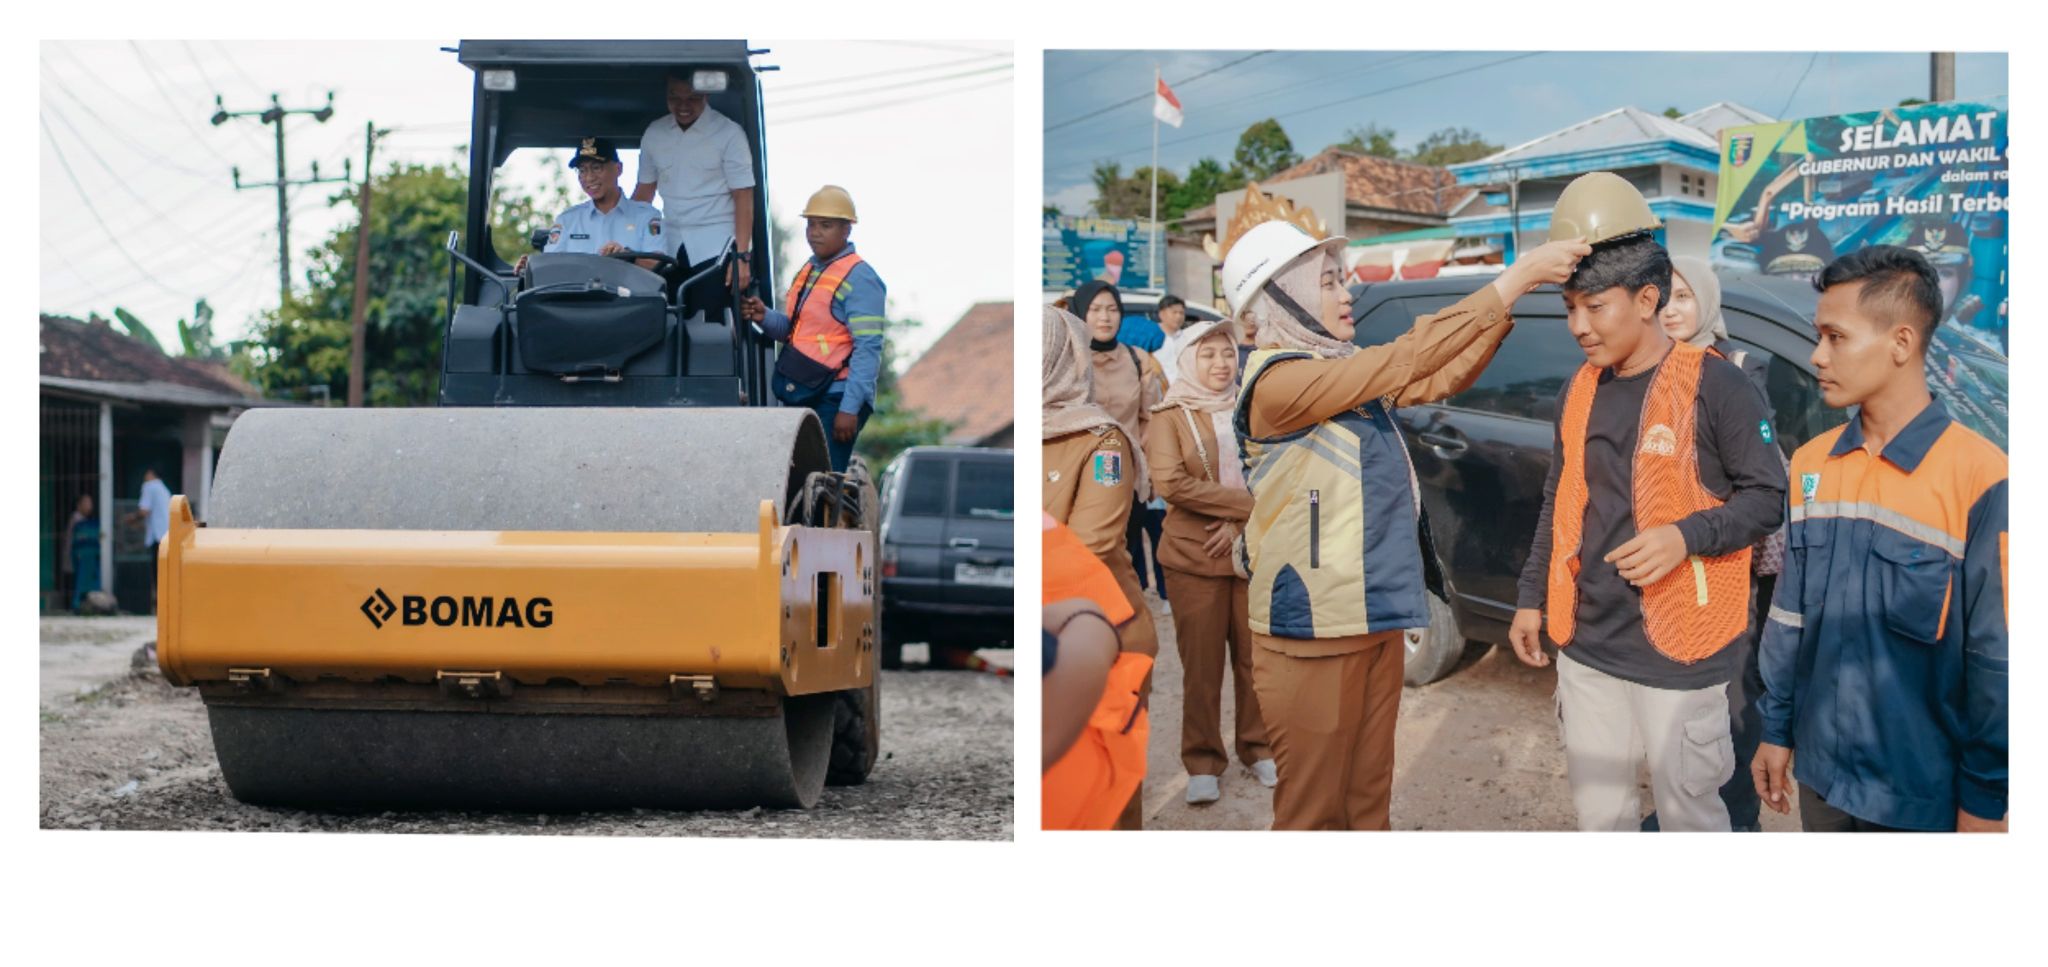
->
<box><xmin>606</xmin><ymin>250</ymin><xmax>678</xmax><ymax>271</ymax></box>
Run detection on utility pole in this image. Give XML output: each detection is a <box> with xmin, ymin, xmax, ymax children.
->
<box><xmin>347</xmin><ymin>123</ymin><xmax>386</xmax><ymax>408</ymax></box>
<box><xmin>1931</xmin><ymin>53</ymin><xmax>1956</xmax><ymax>103</ymax></box>
<box><xmin>213</xmin><ymin>92</ymin><xmax>347</xmax><ymax>309</ymax></box>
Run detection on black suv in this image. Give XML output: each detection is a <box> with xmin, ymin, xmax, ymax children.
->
<box><xmin>1352</xmin><ymin>272</ymin><xmax>2008</xmax><ymax>685</ymax></box>
<box><xmin>877</xmin><ymin>446</ymin><xmax>1015</xmax><ymax>668</ymax></box>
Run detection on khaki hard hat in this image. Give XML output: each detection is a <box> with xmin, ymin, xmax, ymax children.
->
<box><xmin>1220</xmin><ymin>220</ymin><xmax>1347</xmax><ymax>314</ymax></box>
<box><xmin>1549</xmin><ymin>171</ymin><xmax>1661</xmax><ymax>245</ymax></box>
<box><xmin>801</xmin><ymin>185</ymin><xmax>858</xmax><ymax>223</ymax></box>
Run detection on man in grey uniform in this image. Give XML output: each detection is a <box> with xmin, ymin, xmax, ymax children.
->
<box><xmin>517</xmin><ymin>137</ymin><xmax>663</xmax><ymax>273</ymax></box>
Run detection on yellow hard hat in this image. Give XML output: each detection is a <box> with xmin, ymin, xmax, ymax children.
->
<box><xmin>801</xmin><ymin>185</ymin><xmax>858</xmax><ymax>223</ymax></box>
<box><xmin>1549</xmin><ymin>171</ymin><xmax>1661</xmax><ymax>245</ymax></box>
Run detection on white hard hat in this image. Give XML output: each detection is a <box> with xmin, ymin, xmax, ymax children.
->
<box><xmin>1220</xmin><ymin>220</ymin><xmax>1348</xmax><ymax>314</ymax></box>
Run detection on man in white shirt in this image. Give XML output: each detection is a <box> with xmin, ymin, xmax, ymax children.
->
<box><xmin>123</xmin><ymin>467</ymin><xmax>172</xmax><ymax>613</ymax></box>
<box><xmin>1153</xmin><ymin>294</ymin><xmax>1194</xmax><ymax>384</ymax></box>
<box><xmin>631</xmin><ymin>71</ymin><xmax>757</xmax><ymax>317</ymax></box>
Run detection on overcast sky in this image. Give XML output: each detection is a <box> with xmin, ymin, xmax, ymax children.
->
<box><xmin>1043</xmin><ymin>50</ymin><xmax>2009</xmax><ymax>214</ymax></box>
<box><xmin>39</xmin><ymin>39</ymin><xmax>1012</xmax><ymax>365</ymax></box>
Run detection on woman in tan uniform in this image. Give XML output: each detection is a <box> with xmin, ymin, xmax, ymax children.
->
<box><xmin>1043</xmin><ymin>304</ymin><xmax>1159</xmax><ymax>828</ymax></box>
<box><xmin>1145</xmin><ymin>320</ymin><xmax>1274</xmax><ymax>806</ymax></box>
<box><xmin>1074</xmin><ymin>280</ymin><xmax>1170</xmax><ymax>601</ymax></box>
<box><xmin>1225</xmin><ymin>221</ymin><xmax>1588</xmax><ymax>830</ymax></box>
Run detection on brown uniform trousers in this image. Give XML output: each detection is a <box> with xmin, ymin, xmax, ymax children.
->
<box><xmin>1251</xmin><ymin>632</ymin><xmax>1405</xmax><ymax>830</ymax></box>
<box><xmin>1243</xmin><ymin>285</ymin><xmax>1516</xmax><ymax>832</ymax></box>
<box><xmin>1045</xmin><ymin>425</ymin><xmax>1157</xmax><ymax>828</ymax></box>
<box><xmin>1145</xmin><ymin>405</ymin><xmax>1270</xmax><ymax>777</ymax></box>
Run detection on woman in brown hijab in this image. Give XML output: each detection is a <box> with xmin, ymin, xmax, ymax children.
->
<box><xmin>1043</xmin><ymin>303</ymin><xmax>1158</xmax><ymax>828</ymax></box>
<box><xmin>1074</xmin><ymin>280</ymin><xmax>1170</xmax><ymax>601</ymax></box>
<box><xmin>1144</xmin><ymin>319</ymin><xmax>1274</xmax><ymax>806</ymax></box>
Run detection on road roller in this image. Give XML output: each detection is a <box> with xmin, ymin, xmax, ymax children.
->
<box><xmin>154</xmin><ymin>40</ymin><xmax>882</xmax><ymax>811</ymax></box>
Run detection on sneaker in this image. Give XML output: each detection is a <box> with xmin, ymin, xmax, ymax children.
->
<box><xmin>1186</xmin><ymin>775</ymin><xmax>1221</xmax><ymax>805</ymax></box>
<box><xmin>1250</xmin><ymin>759</ymin><xmax>1278</xmax><ymax>788</ymax></box>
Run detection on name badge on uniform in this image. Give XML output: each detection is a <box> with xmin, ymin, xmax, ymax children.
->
<box><xmin>1091</xmin><ymin>451</ymin><xmax>1121</xmax><ymax>487</ymax></box>
<box><xmin>1801</xmin><ymin>472</ymin><xmax>1820</xmax><ymax>503</ymax></box>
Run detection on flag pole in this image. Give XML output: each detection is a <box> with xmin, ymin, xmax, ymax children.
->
<box><xmin>1149</xmin><ymin>65</ymin><xmax>1161</xmax><ymax>292</ymax></box>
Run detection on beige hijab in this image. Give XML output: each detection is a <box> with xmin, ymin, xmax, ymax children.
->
<box><xmin>1671</xmin><ymin>255</ymin><xmax>1728</xmax><ymax>347</ymax></box>
<box><xmin>1245</xmin><ymin>249</ymin><xmax>1358</xmax><ymax>360</ymax></box>
<box><xmin>1153</xmin><ymin>320</ymin><xmax>1238</xmax><ymax>414</ymax></box>
<box><xmin>1041</xmin><ymin>305</ymin><xmax>1118</xmax><ymax>440</ymax></box>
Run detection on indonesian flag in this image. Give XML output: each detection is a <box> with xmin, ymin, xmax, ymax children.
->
<box><xmin>1153</xmin><ymin>77</ymin><xmax>1183</xmax><ymax>128</ymax></box>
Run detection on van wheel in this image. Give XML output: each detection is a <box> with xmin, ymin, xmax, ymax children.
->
<box><xmin>1403</xmin><ymin>591</ymin><xmax>1473</xmax><ymax>686</ymax></box>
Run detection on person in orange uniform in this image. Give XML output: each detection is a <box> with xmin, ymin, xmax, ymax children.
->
<box><xmin>1508</xmin><ymin>174</ymin><xmax>1787</xmax><ymax>833</ymax></box>
<box><xmin>1144</xmin><ymin>319</ymin><xmax>1274</xmax><ymax>805</ymax></box>
<box><xmin>1752</xmin><ymin>246</ymin><xmax>2007</xmax><ymax>832</ymax></box>
<box><xmin>1043</xmin><ymin>304</ymin><xmax>1157</xmax><ymax>829</ymax></box>
<box><xmin>1042</xmin><ymin>513</ymin><xmax>1152</xmax><ymax>830</ymax></box>
<box><xmin>1228</xmin><ymin>218</ymin><xmax>1586</xmax><ymax>831</ymax></box>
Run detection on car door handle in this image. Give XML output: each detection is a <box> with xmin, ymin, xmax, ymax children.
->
<box><xmin>949</xmin><ymin>538</ymin><xmax>979</xmax><ymax>549</ymax></box>
<box><xmin>1416</xmin><ymin>431</ymin><xmax>1468</xmax><ymax>456</ymax></box>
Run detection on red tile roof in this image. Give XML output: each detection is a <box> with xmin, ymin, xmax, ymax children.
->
<box><xmin>896</xmin><ymin>302</ymin><xmax>1012</xmax><ymax>446</ymax></box>
<box><xmin>1183</xmin><ymin>147</ymin><xmax>1473</xmax><ymax>223</ymax></box>
<box><xmin>40</xmin><ymin>315</ymin><xmax>260</xmax><ymax>399</ymax></box>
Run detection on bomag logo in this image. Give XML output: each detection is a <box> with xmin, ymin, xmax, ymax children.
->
<box><xmin>360</xmin><ymin>587</ymin><xmax>554</xmax><ymax>629</ymax></box>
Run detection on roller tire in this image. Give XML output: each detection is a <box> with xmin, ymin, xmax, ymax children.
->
<box><xmin>828</xmin><ymin>456</ymin><xmax>884</xmax><ymax>785</ymax></box>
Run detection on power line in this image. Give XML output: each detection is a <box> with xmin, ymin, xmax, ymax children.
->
<box><xmin>775</xmin><ymin>75</ymin><xmax>1012</xmax><ymax>126</ymax></box>
<box><xmin>1044</xmin><ymin>50</ymin><xmax>1271</xmax><ymax>132</ymax></box>
<box><xmin>852</xmin><ymin>39</ymin><xmax>1010</xmax><ymax>56</ymax></box>
<box><xmin>771</xmin><ymin>51</ymin><xmax>1009</xmax><ymax>93</ymax></box>
<box><xmin>1045</xmin><ymin>51</ymin><xmax>1126</xmax><ymax>93</ymax></box>
<box><xmin>1049</xmin><ymin>51</ymin><xmax>1546</xmax><ymax>177</ymax></box>
<box><xmin>775</xmin><ymin>62</ymin><xmax>1015</xmax><ymax>110</ymax></box>
<box><xmin>39</xmin><ymin>114</ymin><xmax>193</xmax><ymax>298</ymax></box>
<box><xmin>39</xmin><ymin>101</ymin><xmax>255</xmax><ymax>267</ymax></box>
<box><xmin>1779</xmin><ymin>52</ymin><xmax>1821</xmax><ymax>118</ymax></box>
<box><xmin>40</xmin><ymin>67</ymin><xmax>218</xmax><ymax>178</ymax></box>
<box><xmin>129</xmin><ymin>41</ymin><xmax>244</xmax><ymax>168</ymax></box>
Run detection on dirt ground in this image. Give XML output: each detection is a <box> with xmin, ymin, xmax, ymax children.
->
<box><xmin>1136</xmin><ymin>595</ymin><xmax>1800</xmax><ymax>832</ymax></box>
<box><xmin>39</xmin><ymin>618</ymin><xmax>1013</xmax><ymax>839</ymax></box>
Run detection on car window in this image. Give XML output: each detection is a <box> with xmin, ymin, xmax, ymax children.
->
<box><xmin>1720</xmin><ymin>339</ymin><xmax>1840</xmax><ymax>457</ymax></box>
<box><xmin>1351</xmin><ymin>293</ymin><xmax>1417</xmax><ymax>349</ymax></box>
<box><xmin>899</xmin><ymin>458</ymin><xmax>950</xmax><ymax>518</ymax></box>
<box><xmin>1445</xmin><ymin>318</ymin><xmax>1578</xmax><ymax>422</ymax></box>
<box><xmin>953</xmin><ymin>460</ymin><xmax>1014</xmax><ymax>520</ymax></box>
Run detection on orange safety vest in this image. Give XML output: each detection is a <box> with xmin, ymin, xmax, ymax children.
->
<box><xmin>1042</xmin><ymin>653</ymin><xmax>1152</xmax><ymax>830</ymax></box>
<box><xmin>782</xmin><ymin>251</ymin><xmax>865</xmax><ymax>378</ymax></box>
<box><xmin>1546</xmin><ymin>340</ymin><xmax>1751</xmax><ymax>664</ymax></box>
<box><xmin>1041</xmin><ymin>514</ymin><xmax>1148</xmax><ymax>829</ymax></box>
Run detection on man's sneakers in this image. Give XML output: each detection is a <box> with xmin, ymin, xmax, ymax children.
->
<box><xmin>1250</xmin><ymin>758</ymin><xmax>1278</xmax><ymax>788</ymax></box>
<box><xmin>1186</xmin><ymin>774</ymin><xmax>1221</xmax><ymax>805</ymax></box>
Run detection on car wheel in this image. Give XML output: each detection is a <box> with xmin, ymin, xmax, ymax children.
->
<box><xmin>1402</xmin><ymin>591</ymin><xmax>1472</xmax><ymax>686</ymax></box>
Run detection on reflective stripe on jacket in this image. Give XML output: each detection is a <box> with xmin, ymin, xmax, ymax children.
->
<box><xmin>1233</xmin><ymin>348</ymin><xmax>1426</xmax><ymax>638</ymax></box>
<box><xmin>781</xmin><ymin>251</ymin><xmax>865</xmax><ymax>377</ymax></box>
<box><xmin>1547</xmin><ymin>340</ymin><xmax>1751</xmax><ymax>663</ymax></box>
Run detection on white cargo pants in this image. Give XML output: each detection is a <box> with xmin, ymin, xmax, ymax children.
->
<box><xmin>1554</xmin><ymin>651</ymin><xmax>1735</xmax><ymax>833</ymax></box>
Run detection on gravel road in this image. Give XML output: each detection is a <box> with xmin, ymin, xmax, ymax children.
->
<box><xmin>39</xmin><ymin>618</ymin><xmax>1013</xmax><ymax>839</ymax></box>
<box><xmin>1135</xmin><ymin>596</ymin><xmax>1800</xmax><ymax>831</ymax></box>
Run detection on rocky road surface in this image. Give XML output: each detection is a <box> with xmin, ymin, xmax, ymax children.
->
<box><xmin>40</xmin><ymin>618</ymin><xmax>1013</xmax><ymax>839</ymax></box>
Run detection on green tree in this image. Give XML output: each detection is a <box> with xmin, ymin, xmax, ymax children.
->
<box><xmin>232</xmin><ymin>161</ymin><xmax>556</xmax><ymax>406</ymax></box>
<box><xmin>1337</xmin><ymin>122</ymin><xmax>1401</xmax><ymax>158</ymax></box>
<box><xmin>1234</xmin><ymin>118</ymin><xmax>1300</xmax><ymax>181</ymax></box>
<box><xmin>1163</xmin><ymin>156</ymin><xmax>1245</xmax><ymax>223</ymax></box>
<box><xmin>1663</xmin><ymin>106</ymin><xmax>1684</xmax><ymax>119</ymax></box>
<box><xmin>1408</xmin><ymin>126</ymin><xmax>1501</xmax><ymax>167</ymax></box>
<box><xmin>854</xmin><ymin>313</ymin><xmax>954</xmax><ymax>477</ymax></box>
<box><xmin>1090</xmin><ymin>161</ymin><xmax>1180</xmax><ymax>220</ymax></box>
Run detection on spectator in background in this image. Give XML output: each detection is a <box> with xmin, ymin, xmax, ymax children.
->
<box><xmin>123</xmin><ymin>468</ymin><xmax>172</xmax><ymax>614</ymax></box>
<box><xmin>1145</xmin><ymin>319</ymin><xmax>1274</xmax><ymax>805</ymax></box>
<box><xmin>63</xmin><ymin>494</ymin><xmax>99</xmax><ymax>612</ymax></box>
<box><xmin>1075</xmin><ymin>280</ymin><xmax>1170</xmax><ymax>606</ymax></box>
<box><xmin>1153</xmin><ymin>295</ymin><xmax>1193</xmax><ymax>383</ymax></box>
<box><xmin>1043</xmin><ymin>304</ymin><xmax>1158</xmax><ymax>829</ymax></box>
